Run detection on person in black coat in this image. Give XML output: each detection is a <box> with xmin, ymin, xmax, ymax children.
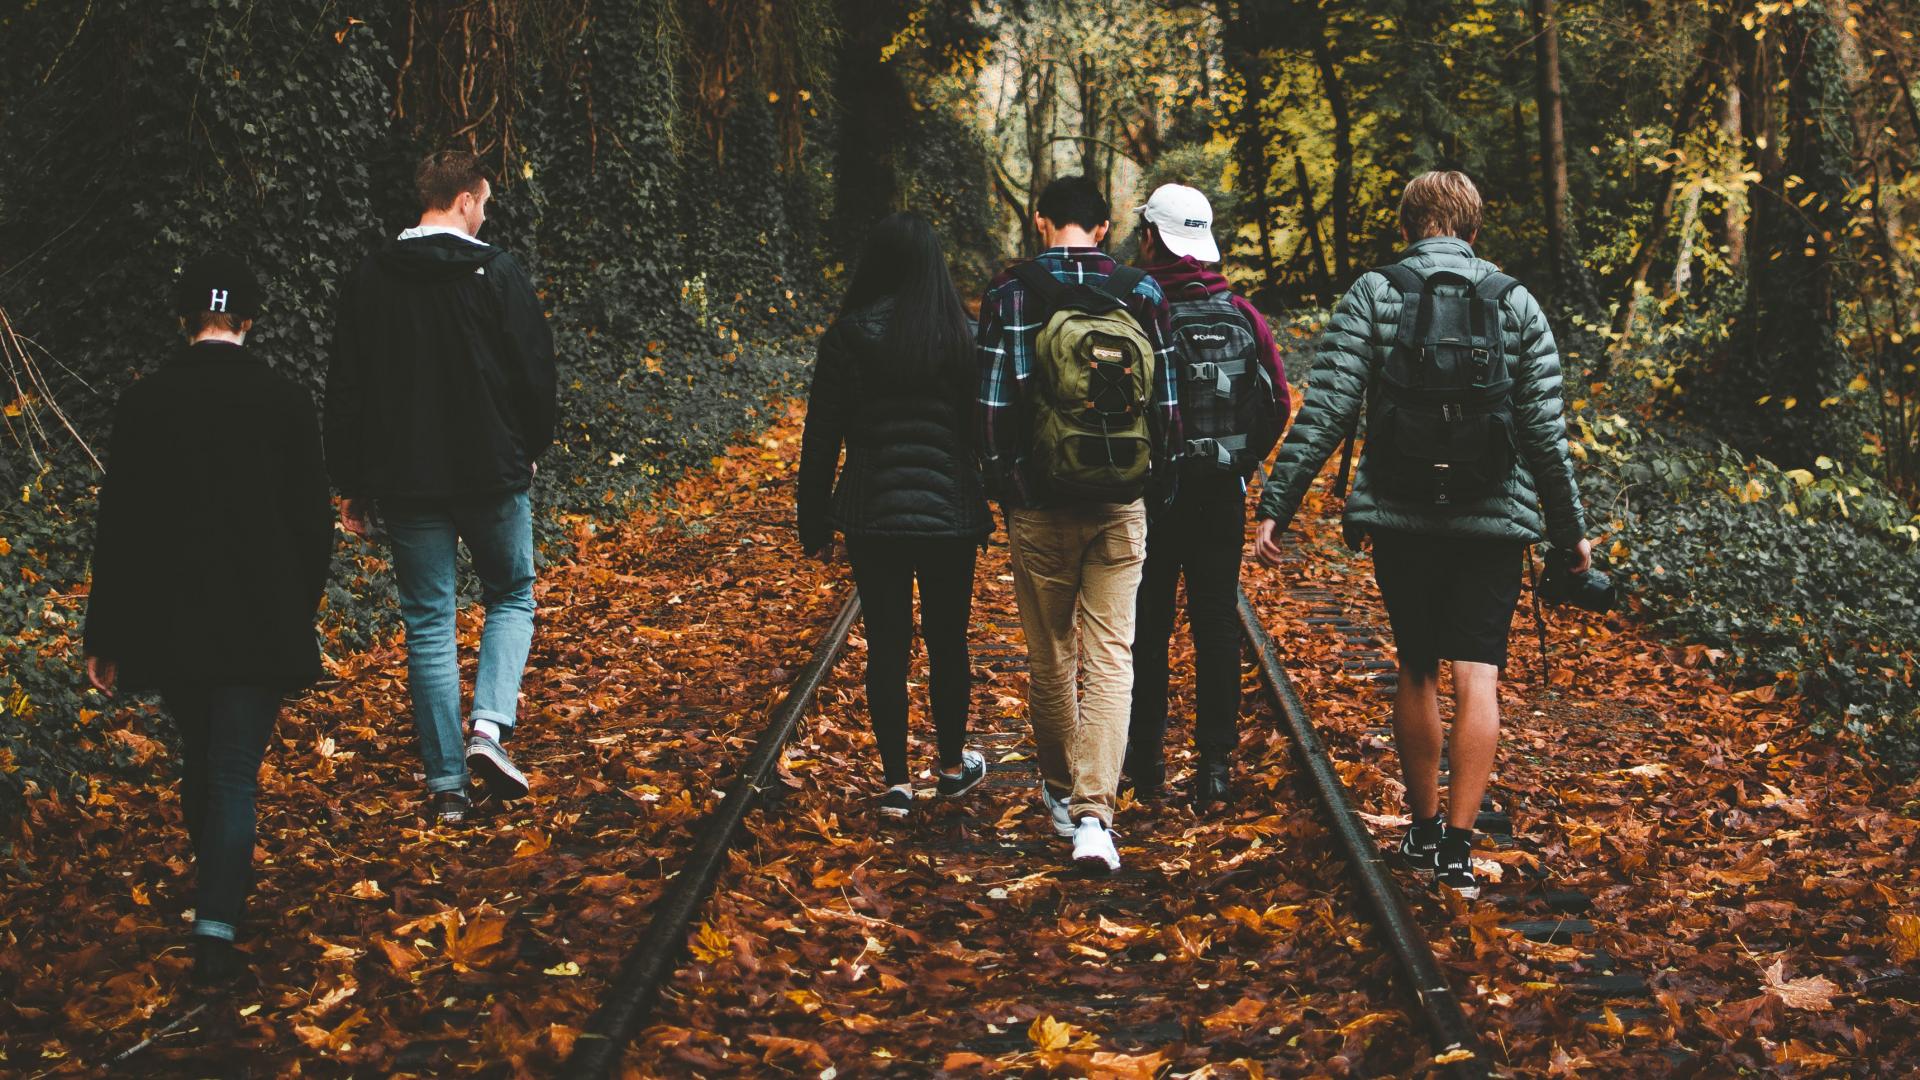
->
<box><xmin>83</xmin><ymin>252</ymin><xmax>333</xmax><ymax>987</ymax></box>
<box><xmin>797</xmin><ymin>212</ymin><xmax>992</xmax><ymax>819</ymax></box>
<box><xmin>325</xmin><ymin>150</ymin><xmax>557</xmax><ymax>823</ymax></box>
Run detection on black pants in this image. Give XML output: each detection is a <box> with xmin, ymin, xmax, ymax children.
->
<box><xmin>162</xmin><ymin>685</ymin><xmax>282</xmax><ymax>941</ymax></box>
<box><xmin>845</xmin><ymin>536</ymin><xmax>978</xmax><ymax>786</ymax></box>
<box><xmin>1128</xmin><ymin>474</ymin><xmax>1248</xmax><ymax>771</ymax></box>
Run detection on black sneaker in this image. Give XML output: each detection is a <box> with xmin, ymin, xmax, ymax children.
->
<box><xmin>1193</xmin><ymin>758</ymin><xmax>1232</xmax><ymax>813</ymax></box>
<box><xmin>879</xmin><ymin>786</ymin><xmax>913</xmax><ymax>819</ymax></box>
<box><xmin>1434</xmin><ymin>827</ymin><xmax>1479</xmax><ymax>899</ymax></box>
<box><xmin>1398</xmin><ymin>814</ymin><xmax>1445</xmax><ymax>870</ymax></box>
<box><xmin>431</xmin><ymin>789</ymin><xmax>471</xmax><ymax>826</ymax></box>
<box><xmin>937</xmin><ymin>750</ymin><xmax>988</xmax><ymax>798</ymax></box>
<box><xmin>466</xmin><ymin>734</ymin><xmax>530</xmax><ymax>800</ymax></box>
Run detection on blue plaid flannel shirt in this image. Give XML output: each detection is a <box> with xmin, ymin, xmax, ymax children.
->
<box><xmin>974</xmin><ymin>247</ymin><xmax>1181</xmax><ymax>510</ymax></box>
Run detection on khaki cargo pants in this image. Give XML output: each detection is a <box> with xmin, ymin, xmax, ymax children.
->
<box><xmin>1007</xmin><ymin>500</ymin><xmax>1148</xmax><ymax>827</ymax></box>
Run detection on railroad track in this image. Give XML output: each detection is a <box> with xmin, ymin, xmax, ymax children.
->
<box><xmin>558</xmin><ymin>530</ymin><xmax>1573</xmax><ymax>1076</ymax></box>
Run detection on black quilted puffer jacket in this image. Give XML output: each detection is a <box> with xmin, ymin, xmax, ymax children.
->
<box><xmin>797</xmin><ymin>299</ymin><xmax>992</xmax><ymax>549</ymax></box>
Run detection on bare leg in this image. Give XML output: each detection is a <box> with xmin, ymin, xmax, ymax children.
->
<box><xmin>1446</xmin><ymin>661</ymin><xmax>1502</xmax><ymax>830</ymax></box>
<box><xmin>1392</xmin><ymin>666</ymin><xmax>1444</xmax><ymax>820</ymax></box>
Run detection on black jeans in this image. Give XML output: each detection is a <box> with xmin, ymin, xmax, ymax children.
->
<box><xmin>1128</xmin><ymin>473</ymin><xmax>1247</xmax><ymax>772</ymax></box>
<box><xmin>844</xmin><ymin>536</ymin><xmax>978</xmax><ymax>786</ymax></box>
<box><xmin>161</xmin><ymin>685</ymin><xmax>282</xmax><ymax>941</ymax></box>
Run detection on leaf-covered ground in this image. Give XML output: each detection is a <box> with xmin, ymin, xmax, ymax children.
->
<box><xmin>3</xmin><ymin>403</ymin><xmax>1918</xmax><ymax>1077</ymax></box>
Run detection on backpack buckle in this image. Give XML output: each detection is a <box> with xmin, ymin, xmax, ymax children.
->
<box><xmin>1188</xmin><ymin>362</ymin><xmax>1233</xmax><ymax>397</ymax></box>
<box><xmin>1441</xmin><ymin>402</ymin><xmax>1464</xmax><ymax>422</ymax></box>
<box><xmin>1186</xmin><ymin>438</ymin><xmax>1232</xmax><ymax>467</ymax></box>
<box><xmin>1433</xmin><ymin>463</ymin><xmax>1451</xmax><ymax>505</ymax></box>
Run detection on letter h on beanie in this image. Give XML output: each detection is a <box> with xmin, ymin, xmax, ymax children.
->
<box><xmin>174</xmin><ymin>252</ymin><xmax>263</xmax><ymax>320</ymax></box>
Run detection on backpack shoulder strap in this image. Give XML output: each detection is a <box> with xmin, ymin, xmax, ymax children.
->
<box><xmin>1372</xmin><ymin>262</ymin><xmax>1423</xmax><ymax>295</ymax></box>
<box><xmin>1475</xmin><ymin>271</ymin><xmax>1521</xmax><ymax>303</ymax></box>
<box><xmin>1010</xmin><ymin>260</ymin><xmax>1069</xmax><ymax>315</ymax></box>
<box><xmin>1097</xmin><ymin>265</ymin><xmax>1148</xmax><ymax>305</ymax></box>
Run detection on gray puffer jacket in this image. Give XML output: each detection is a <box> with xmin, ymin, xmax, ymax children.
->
<box><xmin>1256</xmin><ymin>236</ymin><xmax>1587</xmax><ymax>549</ymax></box>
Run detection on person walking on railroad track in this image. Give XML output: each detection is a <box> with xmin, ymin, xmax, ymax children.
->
<box><xmin>325</xmin><ymin>150</ymin><xmax>556</xmax><ymax>825</ymax></box>
<box><xmin>976</xmin><ymin>175</ymin><xmax>1181</xmax><ymax>875</ymax></box>
<box><xmin>1124</xmin><ymin>184</ymin><xmax>1289</xmax><ymax>813</ymax></box>
<box><xmin>798</xmin><ymin>211</ymin><xmax>994</xmax><ymax>818</ymax></box>
<box><xmin>1251</xmin><ymin>171</ymin><xmax>1592</xmax><ymax>899</ymax></box>
<box><xmin>83</xmin><ymin>253</ymin><xmax>334</xmax><ymax>986</ymax></box>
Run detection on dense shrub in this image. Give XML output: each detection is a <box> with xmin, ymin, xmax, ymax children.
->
<box><xmin>1576</xmin><ymin>410</ymin><xmax>1920</xmax><ymax>765</ymax></box>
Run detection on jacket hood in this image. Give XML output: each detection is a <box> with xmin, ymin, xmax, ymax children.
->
<box><xmin>377</xmin><ymin>233</ymin><xmax>504</xmax><ymax>279</ymax></box>
<box><xmin>1140</xmin><ymin>255</ymin><xmax>1230</xmax><ymax>301</ymax></box>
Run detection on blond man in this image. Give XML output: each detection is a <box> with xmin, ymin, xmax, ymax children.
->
<box><xmin>1251</xmin><ymin>172</ymin><xmax>1591</xmax><ymax>898</ymax></box>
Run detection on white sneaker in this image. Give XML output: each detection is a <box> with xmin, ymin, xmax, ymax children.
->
<box><xmin>1039</xmin><ymin>782</ymin><xmax>1075</xmax><ymax>838</ymax></box>
<box><xmin>1072</xmin><ymin>816</ymin><xmax>1120</xmax><ymax>875</ymax></box>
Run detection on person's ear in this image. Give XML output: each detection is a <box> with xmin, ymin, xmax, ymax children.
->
<box><xmin>1467</xmin><ymin>227</ymin><xmax>1480</xmax><ymax>245</ymax></box>
<box><xmin>1033</xmin><ymin>212</ymin><xmax>1049</xmax><ymax>238</ymax></box>
<box><xmin>238</xmin><ymin>319</ymin><xmax>255</xmax><ymax>335</ymax></box>
<box><xmin>1092</xmin><ymin>221</ymin><xmax>1110</xmax><ymax>245</ymax></box>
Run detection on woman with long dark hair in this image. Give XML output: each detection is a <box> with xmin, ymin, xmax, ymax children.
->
<box><xmin>798</xmin><ymin>211</ymin><xmax>992</xmax><ymax>818</ymax></box>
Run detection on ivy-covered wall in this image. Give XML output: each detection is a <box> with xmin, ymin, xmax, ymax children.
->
<box><xmin>0</xmin><ymin>0</ymin><xmax>853</xmax><ymax>815</ymax></box>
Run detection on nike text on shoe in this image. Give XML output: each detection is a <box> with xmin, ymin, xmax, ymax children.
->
<box><xmin>466</xmin><ymin>733</ymin><xmax>529</xmax><ymax>800</ymax></box>
<box><xmin>1072</xmin><ymin>816</ymin><xmax>1121</xmax><ymax>876</ymax></box>
<box><xmin>879</xmin><ymin>785</ymin><xmax>913</xmax><ymax>819</ymax></box>
<box><xmin>937</xmin><ymin>749</ymin><xmax>988</xmax><ymax>798</ymax></box>
<box><xmin>1039</xmin><ymin>782</ymin><xmax>1075</xmax><ymax>838</ymax></box>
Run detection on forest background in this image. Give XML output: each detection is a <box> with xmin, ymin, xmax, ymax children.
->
<box><xmin>0</xmin><ymin>0</ymin><xmax>1917</xmax><ymax>819</ymax></box>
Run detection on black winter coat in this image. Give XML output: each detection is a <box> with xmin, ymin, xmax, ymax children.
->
<box><xmin>84</xmin><ymin>342</ymin><xmax>334</xmax><ymax>691</ymax></box>
<box><xmin>325</xmin><ymin>232</ymin><xmax>557</xmax><ymax>501</ymax></box>
<box><xmin>797</xmin><ymin>301</ymin><xmax>992</xmax><ymax>549</ymax></box>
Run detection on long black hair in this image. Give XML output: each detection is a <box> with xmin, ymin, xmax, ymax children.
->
<box><xmin>839</xmin><ymin>211</ymin><xmax>973</xmax><ymax>387</ymax></box>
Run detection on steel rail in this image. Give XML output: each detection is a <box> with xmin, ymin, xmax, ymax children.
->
<box><xmin>1238</xmin><ymin>586</ymin><xmax>1490</xmax><ymax>1078</ymax></box>
<box><xmin>563</xmin><ymin>594</ymin><xmax>862</xmax><ymax>1079</ymax></box>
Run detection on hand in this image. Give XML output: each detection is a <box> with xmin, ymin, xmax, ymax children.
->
<box><xmin>86</xmin><ymin>656</ymin><xmax>117</xmax><ymax>695</ymax></box>
<box><xmin>1253</xmin><ymin>518</ymin><xmax>1288</xmax><ymax>567</ymax></box>
<box><xmin>1568</xmin><ymin>538</ymin><xmax>1593</xmax><ymax>575</ymax></box>
<box><xmin>531</xmin><ymin>462</ymin><xmax>538</xmax><ymax>480</ymax></box>
<box><xmin>339</xmin><ymin>497</ymin><xmax>376</xmax><ymax>540</ymax></box>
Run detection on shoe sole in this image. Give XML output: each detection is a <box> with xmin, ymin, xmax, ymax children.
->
<box><xmin>1074</xmin><ymin>853</ymin><xmax>1118</xmax><ymax>877</ymax></box>
<box><xmin>1435</xmin><ymin>878</ymin><xmax>1480</xmax><ymax>900</ymax></box>
<box><xmin>467</xmin><ymin>743</ymin><xmax>530</xmax><ymax>800</ymax></box>
<box><xmin>879</xmin><ymin>806</ymin><xmax>911</xmax><ymax>819</ymax></box>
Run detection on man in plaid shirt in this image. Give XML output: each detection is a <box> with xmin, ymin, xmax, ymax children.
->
<box><xmin>974</xmin><ymin>175</ymin><xmax>1180</xmax><ymax>875</ymax></box>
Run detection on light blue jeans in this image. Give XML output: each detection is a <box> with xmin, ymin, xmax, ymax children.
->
<box><xmin>384</xmin><ymin>490</ymin><xmax>536</xmax><ymax>793</ymax></box>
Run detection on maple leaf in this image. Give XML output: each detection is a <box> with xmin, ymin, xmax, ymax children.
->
<box><xmin>1888</xmin><ymin>913</ymin><xmax>1920</xmax><ymax>965</ymax></box>
<box><xmin>1202</xmin><ymin>996</ymin><xmax>1265</xmax><ymax>1030</ymax></box>
<box><xmin>1028</xmin><ymin>1015</ymin><xmax>1076</xmax><ymax>1052</ymax></box>
<box><xmin>689</xmin><ymin>920</ymin><xmax>731</xmax><ymax>963</ymax></box>
<box><xmin>1761</xmin><ymin>959</ymin><xmax>1839</xmax><ymax>1011</ymax></box>
<box><xmin>443</xmin><ymin>913</ymin><xmax>508</xmax><ymax>972</ymax></box>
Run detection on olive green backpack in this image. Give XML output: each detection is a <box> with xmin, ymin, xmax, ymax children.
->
<box><xmin>1011</xmin><ymin>261</ymin><xmax>1157</xmax><ymax>504</ymax></box>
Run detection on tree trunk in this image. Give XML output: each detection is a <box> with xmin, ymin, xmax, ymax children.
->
<box><xmin>1294</xmin><ymin>156</ymin><xmax>1333</xmax><ymax>299</ymax></box>
<box><xmin>1529</xmin><ymin>0</ymin><xmax>1571</xmax><ymax>300</ymax></box>
<box><xmin>1312</xmin><ymin>31</ymin><xmax>1353</xmax><ymax>283</ymax></box>
<box><xmin>1722</xmin><ymin>81</ymin><xmax>1746</xmax><ymax>269</ymax></box>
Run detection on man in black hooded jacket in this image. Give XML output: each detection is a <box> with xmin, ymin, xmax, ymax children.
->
<box><xmin>326</xmin><ymin>150</ymin><xmax>556</xmax><ymax>824</ymax></box>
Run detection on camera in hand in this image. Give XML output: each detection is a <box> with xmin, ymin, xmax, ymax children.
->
<box><xmin>1537</xmin><ymin>548</ymin><xmax>1618</xmax><ymax>613</ymax></box>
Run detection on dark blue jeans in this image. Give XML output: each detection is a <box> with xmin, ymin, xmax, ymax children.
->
<box><xmin>162</xmin><ymin>685</ymin><xmax>282</xmax><ymax>942</ymax></box>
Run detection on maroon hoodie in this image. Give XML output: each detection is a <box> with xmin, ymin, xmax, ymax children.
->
<box><xmin>1139</xmin><ymin>255</ymin><xmax>1291</xmax><ymax>461</ymax></box>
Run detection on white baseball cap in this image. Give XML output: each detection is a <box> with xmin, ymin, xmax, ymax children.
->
<box><xmin>1136</xmin><ymin>183</ymin><xmax>1220</xmax><ymax>263</ymax></box>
